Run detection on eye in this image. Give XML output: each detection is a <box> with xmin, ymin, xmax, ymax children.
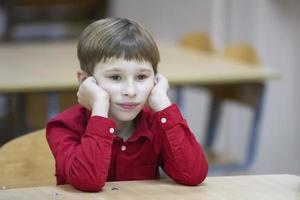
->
<box><xmin>137</xmin><ymin>74</ymin><xmax>148</xmax><ymax>80</ymax></box>
<box><xmin>109</xmin><ymin>75</ymin><xmax>121</xmax><ymax>81</ymax></box>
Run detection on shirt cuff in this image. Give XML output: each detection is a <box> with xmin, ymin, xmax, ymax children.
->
<box><xmin>85</xmin><ymin>116</ymin><xmax>116</xmax><ymax>141</ymax></box>
<box><xmin>154</xmin><ymin>104</ymin><xmax>185</xmax><ymax>131</ymax></box>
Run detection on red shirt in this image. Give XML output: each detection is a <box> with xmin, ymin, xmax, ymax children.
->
<box><xmin>46</xmin><ymin>104</ymin><xmax>208</xmax><ymax>192</ymax></box>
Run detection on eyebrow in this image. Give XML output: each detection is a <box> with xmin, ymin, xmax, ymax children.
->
<box><xmin>104</xmin><ymin>68</ymin><xmax>153</xmax><ymax>73</ymax></box>
<box><xmin>104</xmin><ymin>68</ymin><xmax>122</xmax><ymax>73</ymax></box>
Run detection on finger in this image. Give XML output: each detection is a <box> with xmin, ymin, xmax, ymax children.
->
<box><xmin>85</xmin><ymin>76</ymin><xmax>95</xmax><ymax>83</ymax></box>
<box><xmin>156</xmin><ymin>74</ymin><xmax>164</xmax><ymax>82</ymax></box>
<box><xmin>90</xmin><ymin>76</ymin><xmax>98</xmax><ymax>84</ymax></box>
<box><xmin>84</xmin><ymin>76</ymin><xmax>99</xmax><ymax>87</ymax></box>
<box><xmin>156</xmin><ymin>74</ymin><xmax>167</xmax><ymax>85</ymax></box>
<box><xmin>155</xmin><ymin>74</ymin><xmax>162</xmax><ymax>84</ymax></box>
<box><xmin>154</xmin><ymin>76</ymin><xmax>158</xmax><ymax>85</ymax></box>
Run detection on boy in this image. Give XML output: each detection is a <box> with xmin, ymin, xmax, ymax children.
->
<box><xmin>46</xmin><ymin>18</ymin><xmax>208</xmax><ymax>192</ymax></box>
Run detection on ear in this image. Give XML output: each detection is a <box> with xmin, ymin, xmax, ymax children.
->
<box><xmin>77</xmin><ymin>70</ymin><xmax>88</xmax><ymax>84</ymax></box>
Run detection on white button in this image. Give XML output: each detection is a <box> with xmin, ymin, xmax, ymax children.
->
<box><xmin>121</xmin><ymin>145</ymin><xmax>127</xmax><ymax>151</ymax></box>
<box><xmin>161</xmin><ymin>117</ymin><xmax>167</xmax><ymax>123</ymax></box>
<box><xmin>109</xmin><ymin>128</ymin><xmax>115</xmax><ymax>134</ymax></box>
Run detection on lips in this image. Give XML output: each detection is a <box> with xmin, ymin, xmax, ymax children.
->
<box><xmin>116</xmin><ymin>103</ymin><xmax>140</xmax><ymax>110</ymax></box>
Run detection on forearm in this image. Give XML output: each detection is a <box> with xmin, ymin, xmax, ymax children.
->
<box><xmin>47</xmin><ymin>116</ymin><xmax>115</xmax><ymax>191</ymax></box>
<box><xmin>161</xmin><ymin>125</ymin><xmax>208</xmax><ymax>185</ymax></box>
<box><xmin>91</xmin><ymin>101</ymin><xmax>109</xmax><ymax>117</ymax></box>
<box><xmin>154</xmin><ymin>104</ymin><xmax>208</xmax><ymax>185</ymax></box>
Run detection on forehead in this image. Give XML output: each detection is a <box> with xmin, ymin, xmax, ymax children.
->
<box><xmin>95</xmin><ymin>57</ymin><xmax>153</xmax><ymax>73</ymax></box>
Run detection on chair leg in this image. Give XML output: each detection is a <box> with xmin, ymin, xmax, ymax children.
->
<box><xmin>47</xmin><ymin>92</ymin><xmax>60</xmax><ymax>120</ymax></box>
<box><xmin>173</xmin><ymin>86</ymin><xmax>185</xmax><ymax>116</ymax></box>
<box><xmin>2</xmin><ymin>1</ymin><xmax>13</xmax><ymax>41</ymax></box>
<box><xmin>5</xmin><ymin>93</ymin><xmax>28</xmax><ymax>137</ymax></box>
<box><xmin>243</xmin><ymin>84</ymin><xmax>265</xmax><ymax>168</ymax></box>
<box><xmin>204</xmin><ymin>96</ymin><xmax>222</xmax><ymax>150</ymax></box>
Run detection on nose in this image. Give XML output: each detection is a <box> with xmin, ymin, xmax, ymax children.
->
<box><xmin>122</xmin><ymin>79</ymin><xmax>137</xmax><ymax>97</ymax></box>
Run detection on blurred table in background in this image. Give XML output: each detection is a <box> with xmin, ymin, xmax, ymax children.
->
<box><xmin>0</xmin><ymin>0</ymin><xmax>107</xmax><ymax>41</ymax></box>
<box><xmin>0</xmin><ymin>41</ymin><xmax>280</xmax><ymax>171</ymax></box>
<box><xmin>1</xmin><ymin>174</ymin><xmax>299</xmax><ymax>200</ymax></box>
<box><xmin>0</xmin><ymin>41</ymin><xmax>279</xmax><ymax>92</ymax></box>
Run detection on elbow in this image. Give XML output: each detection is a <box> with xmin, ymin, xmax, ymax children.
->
<box><xmin>72</xmin><ymin>179</ymin><xmax>105</xmax><ymax>192</ymax></box>
<box><xmin>81</xmin><ymin>183</ymin><xmax>105</xmax><ymax>192</ymax></box>
<box><xmin>192</xmin><ymin>159</ymin><xmax>209</xmax><ymax>185</ymax></box>
<box><xmin>181</xmin><ymin>171</ymin><xmax>208</xmax><ymax>186</ymax></box>
<box><xmin>67</xmin><ymin>174</ymin><xmax>106</xmax><ymax>192</ymax></box>
<box><xmin>180</xmin><ymin>160</ymin><xmax>209</xmax><ymax>186</ymax></box>
<box><xmin>191</xmin><ymin>165</ymin><xmax>208</xmax><ymax>185</ymax></box>
<box><xmin>65</xmin><ymin>163</ymin><xmax>108</xmax><ymax>192</ymax></box>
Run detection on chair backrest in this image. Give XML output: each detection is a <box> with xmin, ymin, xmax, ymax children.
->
<box><xmin>223</xmin><ymin>43</ymin><xmax>261</xmax><ymax>65</ymax></box>
<box><xmin>179</xmin><ymin>32</ymin><xmax>214</xmax><ymax>53</ymax></box>
<box><xmin>0</xmin><ymin>129</ymin><xmax>55</xmax><ymax>188</ymax></box>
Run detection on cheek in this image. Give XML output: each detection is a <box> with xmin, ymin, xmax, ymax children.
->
<box><xmin>138</xmin><ymin>81</ymin><xmax>154</xmax><ymax>98</ymax></box>
<box><xmin>97</xmin><ymin>79</ymin><xmax>119</xmax><ymax>98</ymax></box>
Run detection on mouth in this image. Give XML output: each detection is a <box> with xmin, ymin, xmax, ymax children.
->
<box><xmin>116</xmin><ymin>103</ymin><xmax>140</xmax><ymax>110</ymax></box>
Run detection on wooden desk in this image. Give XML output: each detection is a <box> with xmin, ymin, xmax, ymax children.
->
<box><xmin>0</xmin><ymin>175</ymin><xmax>298</xmax><ymax>200</ymax></box>
<box><xmin>0</xmin><ymin>41</ymin><xmax>280</xmax><ymax>170</ymax></box>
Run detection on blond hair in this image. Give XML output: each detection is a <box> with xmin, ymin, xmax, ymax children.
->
<box><xmin>77</xmin><ymin>18</ymin><xmax>160</xmax><ymax>75</ymax></box>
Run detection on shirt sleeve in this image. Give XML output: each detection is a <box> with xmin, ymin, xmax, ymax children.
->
<box><xmin>46</xmin><ymin>116</ymin><xmax>116</xmax><ymax>192</ymax></box>
<box><xmin>153</xmin><ymin>104</ymin><xmax>208</xmax><ymax>185</ymax></box>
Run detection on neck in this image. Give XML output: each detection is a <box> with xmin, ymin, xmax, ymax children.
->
<box><xmin>115</xmin><ymin>120</ymin><xmax>132</xmax><ymax>132</ymax></box>
<box><xmin>113</xmin><ymin>119</ymin><xmax>135</xmax><ymax>141</ymax></box>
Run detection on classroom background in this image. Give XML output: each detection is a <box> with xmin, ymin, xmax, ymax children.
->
<box><xmin>0</xmin><ymin>0</ymin><xmax>299</xmax><ymax>178</ymax></box>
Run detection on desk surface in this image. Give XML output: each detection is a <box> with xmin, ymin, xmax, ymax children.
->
<box><xmin>0</xmin><ymin>174</ymin><xmax>299</xmax><ymax>200</ymax></box>
<box><xmin>0</xmin><ymin>41</ymin><xmax>280</xmax><ymax>93</ymax></box>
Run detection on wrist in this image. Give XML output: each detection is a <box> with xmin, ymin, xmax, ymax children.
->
<box><xmin>151</xmin><ymin>92</ymin><xmax>171</xmax><ymax>112</ymax></box>
<box><xmin>91</xmin><ymin>101</ymin><xmax>109</xmax><ymax>117</ymax></box>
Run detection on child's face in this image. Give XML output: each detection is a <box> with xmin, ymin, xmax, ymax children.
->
<box><xmin>93</xmin><ymin>58</ymin><xmax>155</xmax><ymax>122</ymax></box>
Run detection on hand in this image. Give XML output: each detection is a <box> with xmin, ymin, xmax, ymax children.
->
<box><xmin>148</xmin><ymin>74</ymin><xmax>172</xmax><ymax>112</ymax></box>
<box><xmin>77</xmin><ymin>76</ymin><xmax>110</xmax><ymax>117</ymax></box>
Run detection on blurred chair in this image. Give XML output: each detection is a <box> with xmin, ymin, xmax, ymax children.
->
<box><xmin>223</xmin><ymin>43</ymin><xmax>260</xmax><ymax>65</ymax></box>
<box><xmin>205</xmin><ymin>43</ymin><xmax>264</xmax><ymax>171</ymax></box>
<box><xmin>180</xmin><ymin>32</ymin><xmax>214</xmax><ymax>52</ymax></box>
<box><xmin>0</xmin><ymin>129</ymin><xmax>55</xmax><ymax>188</ymax></box>
<box><xmin>1</xmin><ymin>0</ymin><xmax>107</xmax><ymax>41</ymax></box>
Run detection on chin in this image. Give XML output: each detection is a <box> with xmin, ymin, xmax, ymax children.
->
<box><xmin>110</xmin><ymin>109</ymin><xmax>141</xmax><ymax>122</ymax></box>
